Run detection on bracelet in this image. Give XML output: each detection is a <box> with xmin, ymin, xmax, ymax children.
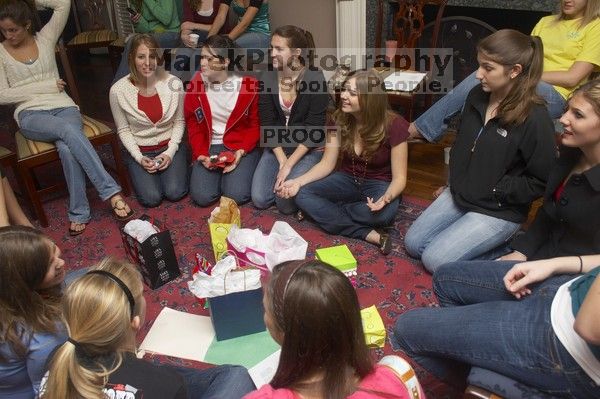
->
<box><xmin>577</xmin><ymin>255</ymin><xmax>583</xmax><ymax>274</ymax></box>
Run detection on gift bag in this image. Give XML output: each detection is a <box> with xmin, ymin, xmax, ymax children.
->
<box><xmin>188</xmin><ymin>255</ymin><xmax>265</xmax><ymax>340</ymax></box>
<box><xmin>121</xmin><ymin>215</ymin><xmax>180</xmax><ymax>289</ymax></box>
<box><xmin>208</xmin><ymin>197</ymin><xmax>241</xmax><ymax>262</ymax></box>
<box><xmin>361</xmin><ymin>305</ymin><xmax>386</xmax><ymax>348</ymax></box>
<box><xmin>226</xmin><ymin>221</ymin><xmax>307</xmax><ymax>273</ymax></box>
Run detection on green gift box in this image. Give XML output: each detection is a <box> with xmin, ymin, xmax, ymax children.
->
<box><xmin>315</xmin><ymin>245</ymin><xmax>357</xmax><ymax>273</ymax></box>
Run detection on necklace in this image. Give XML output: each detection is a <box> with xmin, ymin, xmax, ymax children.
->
<box><xmin>350</xmin><ymin>151</ymin><xmax>368</xmax><ymax>184</ymax></box>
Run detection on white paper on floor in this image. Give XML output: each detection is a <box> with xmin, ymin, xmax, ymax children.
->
<box><xmin>138</xmin><ymin>307</ymin><xmax>215</xmax><ymax>362</ymax></box>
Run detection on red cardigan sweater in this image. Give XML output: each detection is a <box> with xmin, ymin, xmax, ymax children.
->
<box><xmin>184</xmin><ymin>73</ymin><xmax>260</xmax><ymax>160</ymax></box>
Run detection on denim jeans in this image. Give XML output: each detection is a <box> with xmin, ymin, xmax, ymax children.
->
<box><xmin>113</xmin><ymin>31</ymin><xmax>182</xmax><ymax>84</ymax></box>
<box><xmin>414</xmin><ymin>71</ymin><xmax>567</xmax><ymax>142</ymax></box>
<box><xmin>189</xmin><ymin>144</ymin><xmax>260</xmax><ymax>206</ymax></box>
<box><xmin>404</xmin><ymin>188</ymin><xmax>520</xmax><ymax>273</ymax></box>
<box><xmin>295</xmin><ymin>172</ymin><xmax>399</xmax><ymax>239</ymax></box>
<box><xmin>124</xmin><ymin>144</ymin><xmax>190</xmax><ymax>207</ymax></box>
<box><xmin>251</xmin><ymin>149</ymin><xmax>322</xmax><ymax>214</ymax></box>
<box><xmin>18</xmin><ymin>107</ymin><xmax>122</xmax><ymax>223</ymax></box>
<box><xmin>393</xmin><ymin>260</ymin><xmax>599</xmax><ymax>398</ymax></box>
<box><xmin>234</xmin><ymin>32</ymin><xmax>270</xmax><ymax>50</ymax></box>
<box><xmin>165</xmin><ymin>364</ymin><xmax>255</xmax><ymax>399</ymax></box>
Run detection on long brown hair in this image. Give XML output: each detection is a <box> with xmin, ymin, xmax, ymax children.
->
<box><xmin>556</xmin><ymin>0</ymin><xmax>600</xmax><ymax>28</ymax></box>
<box><xmin>334</xmin><ymin>69</ymin><xmax>396</xmax><ymax>159</ymax></box>
<box><xmin>0</xmin><ymin>0</ymin><xmax>41</xmax><ymax>39</ymax></box>
<box><xmin>0</xmin><ymin>226</ymin><xmax>61</xmax><ymax>362</ymax></box>
<box><xmin>266</xmin><ymin>260</ymin><xmax>374</xmax><ymax>399</ymax></box>
<box><xmin>272</xmin><ymin>25</ymin><xmax>316</xmax><ymax>66</ymax></box>
<box><xmin>42</xmin><ymin>258</ymin><xmax>144</xmax><ymax>399</ymax></box>
<box><xmin>477</xmin><ymin>29</ymin><xmax>545</xmax><ymax>126</ymax></box>
<box><xmin>127</xmin><ymin>33</ymin><xmax>166</xmax><ymax>84</ymax></box>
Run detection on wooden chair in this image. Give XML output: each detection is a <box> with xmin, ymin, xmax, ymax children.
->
<box><xmin>66</xmin><ymin>0</ymin><xmax>118</xmax><ymax>59</ymax></box>
<box><xmin>375</xmin><ymin>0</ymin><xmax>447</xmax><ymax>121</ymax></box>
<box><xmin>13</xmin><ymin>41</ymin><xmax>130</xmax><ymax>227</ymax></box>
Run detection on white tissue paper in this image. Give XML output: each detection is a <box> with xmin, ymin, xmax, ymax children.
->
<box><xmin>123</xmin><ymin>219</ymin><xmax>159</xmax><ymax>243</ymax></box>
<box><xmin>188</xmin><ymin>255</ymin><xmax>261</xmax><ymax>299</ymax></box>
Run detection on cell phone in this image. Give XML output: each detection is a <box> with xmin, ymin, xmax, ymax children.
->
<box><xmin>126</xmin><ymin>6</ymin><xmax>137</xmax><ymax>15</ymax></box>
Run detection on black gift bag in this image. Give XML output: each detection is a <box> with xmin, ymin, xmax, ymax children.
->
<box><xmin>121</xmin><ymin>215</ymin><xmax>181</xmax><ymax>289</ymax></box>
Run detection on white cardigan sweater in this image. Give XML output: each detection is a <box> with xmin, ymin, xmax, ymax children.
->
<box><xmin>109</xmin><ymin>74</ymin><xmax>185</xmax><ymax>163</ymax></box>
<box><xmin>0</xmin><ymin>0</ymin><xmax>76</xmax><ymax>123</ymax></box>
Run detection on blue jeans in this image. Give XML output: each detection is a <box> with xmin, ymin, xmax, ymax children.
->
<box><xmin>124</xmin><ymin>144</ymin><xmax>190</xmax><ymax>207</ymax></box>
<box><xmin>404</xmin><ymin>188</ymin><xmax>519</xmax><ymax>273</ymax></box>
<box><xmin>189</xmin><ymin>144</ymin><xmax>260</xmax><ymax>206</ymax></box>
<box><xmin>414</xmin><ymin>71</ymin><xmax>567</xmax><ymax>142</ymax></box>
<box><xmin>113</xmin><ymin>31</ymin><xmax>182</xmax><ymax>84</ymax></box>
<box><xmin>166</xmin><ymin>364</ymin><xmax>255</xmax><ymax>399</ymax></box>
<box><xmin>251</xmin><ymin>149</ymin><xmax>322</xmax><ymax>214</ymax></box>
<box><xmin>234</xmin><ymin>32</ymin><xmax>270</xmax><ymax>50</ymax></box>
<box><xmin>18</xmin><ymin>107</ymin><xmax>122</xmax><ymax>223</ymax></box>
<box><xmin>393</xmin><ymin>260</ymin><xmax>599</xmax><ymax>398</ymax></box>
<box><xmin>295</xmin><ymin>172</ymin><xmax>399</xmax><ymax>239</ymax></box>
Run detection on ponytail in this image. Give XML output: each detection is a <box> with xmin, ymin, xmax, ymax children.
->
<box><xmin>273</xmin><ymin>25</ymin><xmax>315</xmax><ymax>66</ymax></box>
<box><xmin>41</xmin><ymin>258</ymin><xmax>143</xmax><ymax>399</ymax></box>
<box><xmin>477</xmin><ymin>29</ymin><xmax>545</xmax><ymax>126</ymax></box>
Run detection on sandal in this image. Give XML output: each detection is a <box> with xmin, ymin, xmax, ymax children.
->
<box><xmin>377</xmin><ymin>229</ymin><xmax>392</xmax><ymax>255</ymax></box>
<box><xmin>111</xmin><ymin>197</ymin><xmax>135</xmax><ymax>221</ymax></box>
<box><xmin>295</xmin><ymin>210</ymin><xmax>305</xmax><ymax>222</ymax></box>
<box><xmin>68</xmin><ymin>222</ymin><xmax>87</xmax><ymax>237</ymax></box>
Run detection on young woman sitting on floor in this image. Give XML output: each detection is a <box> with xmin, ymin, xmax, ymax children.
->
<box><xmin>409</xmin><ymin>0</ymin><xmax>600</xmax><ymax>142</ymax></box>
<box><xmin>245</xmin><ymin>259</ymin><xmax>426</xmax><ymax>399</ymax></box>
<box><xmin>0</xmin><ymin>226</ymin><xmax>68</xmax><ymax>399</ymax></box>
<box><xmin>0</xmin><ymin>0</ymin><xmax>134</xmax><ymax>235</ymax></box>
<box><xmin>278</xmin><ymin>69</ymin><xmax>409</xmax><ymax>255</ymax></box>
<box><xmin>41</xmin><ymin>257</ymin><xmax>255</xmax><ymax>399</ymax></box>
<box><xmin>184</xmin><ymin>34</ymin><xmax>260</xmax><ymax>206</ymax></box>
<box><xmin>394</xmin><ymin>79</ymin><xmax>600</xmax><ymax>398</ymax></box>
<box><xmin>404</xmin><ymin>29</ymin><xmax>557</xmax><ymax>272</ymax></box>
<box><xmin>251</xmin><ymin>25</ymin><xmax>330</xmax><ymax>215</ymax></box>
<box><xmin>110</xmin><ymin>34</ymin><xmax>189</xmax><ymax>208</ymax></box>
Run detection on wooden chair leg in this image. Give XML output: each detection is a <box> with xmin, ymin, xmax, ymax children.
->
<box><xmin>109</xmin><ymin>137</ymin><xmax>131</xmax><ymax>196</ymax></box>
<box><xmin>18</xmin><ymin>165</ymin><xmax>48</xmax><ymax>227</ymax></box>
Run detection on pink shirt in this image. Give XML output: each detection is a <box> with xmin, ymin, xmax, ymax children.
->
<box><xmin>244</xmin><ymin>365</ymin><xmax>424</xmax><ymax>399</ymax></box>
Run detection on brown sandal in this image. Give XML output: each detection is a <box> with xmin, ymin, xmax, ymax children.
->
<box><xmin>112</xmin><ymin>198</ymin><xmax>135</xmax><ymax>221</ymax></box>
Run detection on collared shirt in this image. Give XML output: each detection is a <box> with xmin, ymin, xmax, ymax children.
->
<box><xmin>512</xmin><ymin>146</ymin><xmax>600</xmax><ymax>260</ymax></box>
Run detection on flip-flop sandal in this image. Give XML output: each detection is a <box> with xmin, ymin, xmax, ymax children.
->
<box><xmin>68</xmin><ymin>222</ymin><xmax>87</xmax><ymax>237</ymax></box>
<box><xmin>112</xmin><ymin>198</ymin><xmax>135</xmax><ymax>221</ymax></box>
<box><xmin>376</xmin><ymin>228</ymin><xmax>393</xmax><ymax>255</ymax></box>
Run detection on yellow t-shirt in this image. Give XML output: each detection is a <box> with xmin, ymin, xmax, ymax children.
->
<box><xmin>531</xmin><ymin>16</ymin><xmax>600</xmax><ymax>99</ymax></box>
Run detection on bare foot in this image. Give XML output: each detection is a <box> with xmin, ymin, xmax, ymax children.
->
<box><xmin>69</xmin><ymin>222</ymin><xmax>87</xmax><ymax>236</ymax></box>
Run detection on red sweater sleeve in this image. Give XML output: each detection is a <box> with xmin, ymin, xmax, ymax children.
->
<box><xmin>184</xmin><ymin>79</ymin><xmax>209</xmax><ymax>159</ymax></box>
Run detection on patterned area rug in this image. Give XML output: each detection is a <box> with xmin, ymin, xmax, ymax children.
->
<box><xmin>39</xmin><ymin>192</ymin><xmax>460</xmax><ymax>398</ymax></box>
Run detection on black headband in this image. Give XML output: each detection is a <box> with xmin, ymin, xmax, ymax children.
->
<box><xmin>86</xmin><ymin>270</ymin><xmax>135</xmax><ymax>318</ymax></box>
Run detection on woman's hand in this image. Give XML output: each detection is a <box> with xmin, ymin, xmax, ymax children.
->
<box><xmin>56</xmin><ymin>79</ymin><xmax>66</xmax><ymax>92</ymax></box>
<box><xmin>498</xmin><ymin>250</ymin><xmax>527</xmax><ymax>262</ymax></box>
<box><xmin>503</xmin><ymin>259</ymin><xmax>556</xmax><ymax>299</ymax></box>
<box><xmin>197</xmin><ymin>155</ymin><xmax>214</xmax><ymax>170</ymax></box>
<box><xmin>367</xmin><ymin>193</ymin><xmax>391</xmax><ymax>212</ymax></box>
<box><xmin>141</xmin><ymin>156</ymin><xmax>158</xmax><ymax>173</ymax></box>
<box><xmin>155</xmin><ymin>153</ymin><xmax>171</xmax><ymax>171</ymax></box>
<box><xmin>223</xmin><ymin>150</ymin><xmax>245</xmax><ymax>174</ymax></box>
<box><xmin>274</xmin><ymin>163</ymin><xmax>292</xmax><ymax>191</ymax></box>
<box><xmin>277</xmin><ymin>179</ymin><xmax>301</xmax><ymax>199</ymax></box>
<box><xmin>181</xmin><ymin>31</ymin><xmax>194</xmax><ymax>48</ymax></box>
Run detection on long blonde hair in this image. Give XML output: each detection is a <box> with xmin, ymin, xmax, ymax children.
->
<box><xmin>556</xmin><ymin>0</ymin><xmax>600</xmax><ymax>28</ymax></box>
<box><xmin>334</xmin><ymin>69</ymin><xmax>396</xmax><ymax>159</ymax></box>
<box><xmin>42</xmin><ymin>258</ymin><xmax>144</xmax><ymax>399</ymax></box>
